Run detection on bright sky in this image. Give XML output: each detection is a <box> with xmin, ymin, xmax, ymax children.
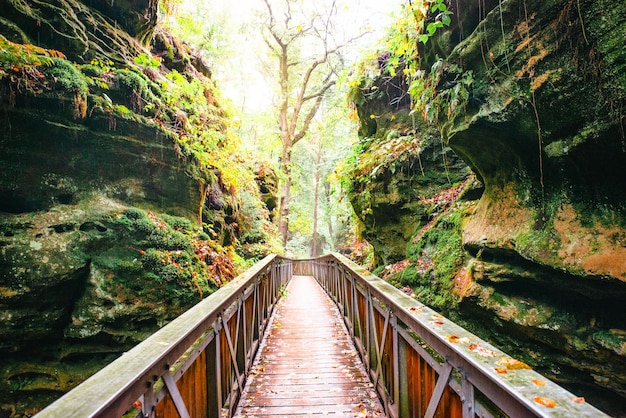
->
<box><xmin>186</xmin><ymin>0</ymin><xmax>403</xmax><ymax>113</ymax></box>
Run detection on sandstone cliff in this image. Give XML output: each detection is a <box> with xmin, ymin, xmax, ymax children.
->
<box><xmin>345</xmin><ymin>0</ymin><xmax>626</xmax><ymax>414</ymax></box>
<box><xmin>0</xmin><ymin>0</ymin><xmax>276</xmax><ymax>413</ymax></box>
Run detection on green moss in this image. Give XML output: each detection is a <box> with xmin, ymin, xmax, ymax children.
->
<box><xmin>43</xmin><ymin>58</ymin><xmax>88</xmax><ymax>95</ymax></box>
<box><xmin>404</xmin><ymin>205</ymin><xmax>467</xmax><ymax>308</ymax></box>
<box><xmin>387</xmin><ymin>265</ymin><xmax>418</xmax><ymax>287</ymax></box>
<box><xmin>592</xmin><ymin>330</ymin><xmax>623</xmax><ymax>350</ymax></box>
<box><xmin>98</xmin><ymin>207</ymin><xmax>225</xmax><ymax>305</ymax></box>
<box><xmin>115</xmin><ymin>68</ymin><xmax>162</xmax><ymax>115</ymax></box>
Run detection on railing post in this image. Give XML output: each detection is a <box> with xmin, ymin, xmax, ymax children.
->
<box><xmin>366</xmin><ymin>288</ymin><xmax>374</xmax><ymax>371</ymax></box>
<box><xmin>143</xmin><ymin>386</ymin><xmax>156</xmax><ymax>418</ymax></box>
<box><xmin>341</xmin><ymin>264</ymin><xmax>349</xmax><ymax>318</ymax></box>
<box><xmin>396</xmin><ymin>326</ymin><xmax>409</xmax><ymax>418</ymax></box>
<box><xmin>215</xmin><ymin>320</ymin><xmax>223</xmax><ymax>415</ymax></box>
<box><xmin>390</xmin><ymin>317</ymin><xmax>400</xmax><ymax>418</ymax></box>
<box><xmin>461</xmin><ymin>372</ymin><xmax>475</xmax><ymax>418</ymax></box>
<box><xmin>206</xmin><ymin>332</ymin><xmax>219</xmax><ymax>418</ymax></box>
<box><xmin>350</xmin><ymin>271</ymin><xmax>359</xmax><ymax>341</ymax></box>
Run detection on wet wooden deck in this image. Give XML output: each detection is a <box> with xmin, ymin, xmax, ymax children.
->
<box><xmin>235</xmin><ymin>275</ymin><xmax>385</xmax><ymax>417</ymax></box>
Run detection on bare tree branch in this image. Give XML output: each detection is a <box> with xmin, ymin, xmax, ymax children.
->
<box><xmin>293</xmin><ymin>79</ymin><xmax>335</xmax><ymax>145</ymax></box>
<box><xmin>260</xmin><ymin>0</ymin><xmax>368</xmax><ymax>247</ymax></box>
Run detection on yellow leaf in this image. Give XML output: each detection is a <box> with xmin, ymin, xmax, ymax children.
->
<box><xmin>497</xmin><ymin>357</ymin><xmax>531</xmax><ymax>370</ymax></box>
<box><xmin>532</xmin><ymin>379</ymin><xmax>545</xmax><ymax>387</ymax></box>
<box><xmin>296</xmin><ymin>24</ymin><xmax>303</xmax><ymax>32</ymax></box>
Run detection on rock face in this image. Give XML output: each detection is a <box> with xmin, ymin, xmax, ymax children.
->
<box><xmin>344</xmin><ymin>68</ymin><xmax>471</xmax><ymax>266</ymax></box>
<box><xmin>1</xmin><ymin>96</ymin><xmax>203</xmax><ymax>221</ymax></box>
<box><xmin>347</xmin><ymin>0</ymin><xmax>626</xmax><ymax>414</ymax></box>
<box><xmin>0</xmin><ymin>0</ymin><xmax>276</xmax><ymax>414</ymax></box>
<box><xmin>444</xmin><ymin>0</ymin><xmax>626</xmax><ymax>412</ymax></box>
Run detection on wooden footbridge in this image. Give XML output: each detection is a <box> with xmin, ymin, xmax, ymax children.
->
<box><xmin>37</xmin><ymin>254</ymin><xmax>608</xmax><ymax>418</ymax></box>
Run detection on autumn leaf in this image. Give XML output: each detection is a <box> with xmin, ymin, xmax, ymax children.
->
<box><xmin>572</xmin><ymin>397</ymin><xmax>585</xmax><ymax>403</ymax></box>
<box><xmin>497</xmin><ymin>357</ymin><xmax>531</xmax><ymax>370</ymax></box>
<box><xmin>468</xmin><ymin>343</ymin><xmax>496</xmax><ymax>357</ymax></box>
<box><xmin>494</xmin><ymin>367</ymin><xmax>507</xmax><ymax>374</ymax></box>
<box><xmin>533</xmin><ymin>397</ymin><xmax>557</xmax><ymax>408</ymax></box>
<box><xmin>447</xmin><ymin>335</ymin><xmax>461</xmax><ymax>343</ymax></box>
<box><xmin>531</xmin><ymin>379</ymin><xmax>545</xmax><ymax>387</ymax></box>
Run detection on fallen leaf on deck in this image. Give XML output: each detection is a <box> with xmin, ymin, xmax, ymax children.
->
<box><xmin>494</xmin><ymin>367</ymin><xmax>507</xmax><ymax>374</ymax></box>
<box><xmin>572</xmin><ymin>397</ymin><xmax>585</xmax><ymax>403</ymax></box>
<box><xmin>468</xmin><ymin>343</ymin><xmax>496</xmax><ymax>357</ymax></box>
<box><xmin>531</xmin><ymin>379</ymin><xmax>545</xmax><ymax>387</ymax></box>
<box><xmin>533</xmin><ymin>397</ymin><xmax>557</xmax><ymax>408</ymax></box>
<box><xmin>497</xmin><ymin>357</ymin><xmax>531</xmax><ymax>370</ymax></box>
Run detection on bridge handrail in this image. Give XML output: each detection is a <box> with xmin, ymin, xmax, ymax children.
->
<box><xmin>296</xmin><ymin>253</ymin><xmax>608</xmax><ymax>418</ymax></box>
<box><xmin>36</xmin><ymin>254</ymin><xmax>291</xmax><ymax>418</ymax></box>
<box><xmin>36</xmin><ymin>252</ymin><xmax>609</xmax><ymax>418</ymax></box>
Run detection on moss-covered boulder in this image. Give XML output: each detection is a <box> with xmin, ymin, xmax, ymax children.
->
<box><xmin>0</xmin><ymin>197</ymin><xmax>231</xmax><ymax>412</ymax></box>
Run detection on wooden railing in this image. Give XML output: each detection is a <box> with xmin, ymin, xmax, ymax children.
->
<box><xmin>295</xmin><ymin>254</ymin><xmax>609</xmax><ymax>418</ymax></box>
<box><xmin>37</xmin><ymin>253</ymin><xmax>609</xmax><ymax>418</ymax></box>
<box><xmin>36</xmin><ymin>255</ymin><xmax>292</xmax><ymax>418</ymax></box>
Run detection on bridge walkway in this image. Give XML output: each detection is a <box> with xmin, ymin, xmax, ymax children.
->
<box><xmin>235</xmin><ymin>275</ymin><xmax>385</xmax><ymax>417</ymax></box>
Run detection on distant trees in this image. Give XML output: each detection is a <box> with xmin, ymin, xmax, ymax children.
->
<box><xmin>260</xmin><ymin>0</ymin><xmax>352</xmax><ymax>248</ymax></box>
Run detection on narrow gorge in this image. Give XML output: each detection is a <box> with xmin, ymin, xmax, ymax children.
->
<box><xmin>0</xmin><ymin>0</ymin><xmax>625</xmax><ymax>416</ymax></box>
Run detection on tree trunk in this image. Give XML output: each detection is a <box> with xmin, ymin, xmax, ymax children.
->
<box><xmin>324</xmin><ymin>180</ymin><xmax>333</xmax><ymax>240</ymax></box>
<box><xmin>311</xmin><ymin>140</ymin><xmax>322</xmax><ymax>257</ymax></box>
<box><xmin>278</xmin><ymin>146</ymin><xmax>292</xmax><ymax>248</ymax></box>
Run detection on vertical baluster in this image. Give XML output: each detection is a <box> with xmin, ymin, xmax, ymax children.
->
<box><xmin>461</xmin><ymin>373</ymin><xmax>475</xmax><ymax>418</ymax></box>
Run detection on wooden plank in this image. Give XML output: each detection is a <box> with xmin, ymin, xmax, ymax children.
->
<box><xmin>234</xmin><ymin>275</ymin><xmax>385</xmax><ymax>417</ymax></box>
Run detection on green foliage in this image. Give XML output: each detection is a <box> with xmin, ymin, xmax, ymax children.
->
<box><xmin>134</xmin><ymin>52</ymin><xmax>161</xmax><ymax>69</ymax></box>
<box><xmin>410</xmin><ymin>60</ymin><xmax>473</xmax><ymax>128</ymax></box>
<box><xmin>419</xmin><ymin>1</ymin><xmax>452</xmax><ymax>44</ymax></box>
<box><xmin>346</xmin><ymin>1</ymin><xmax>471</xmax><ymax>142</ymax></box>
<box><xmin>237</xmin><ymin>190</ymin><xmax>271</xmax><ymax>244</ymax></box>
<box><xmin>115</xmin><ymin>68</ymin><xmax>163</xmax><ymax>114</ymax></box>
<box><xmin>0</xmin><ymin>34</ymin><xmax>61</xmax><ymax>71</ymax></box>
